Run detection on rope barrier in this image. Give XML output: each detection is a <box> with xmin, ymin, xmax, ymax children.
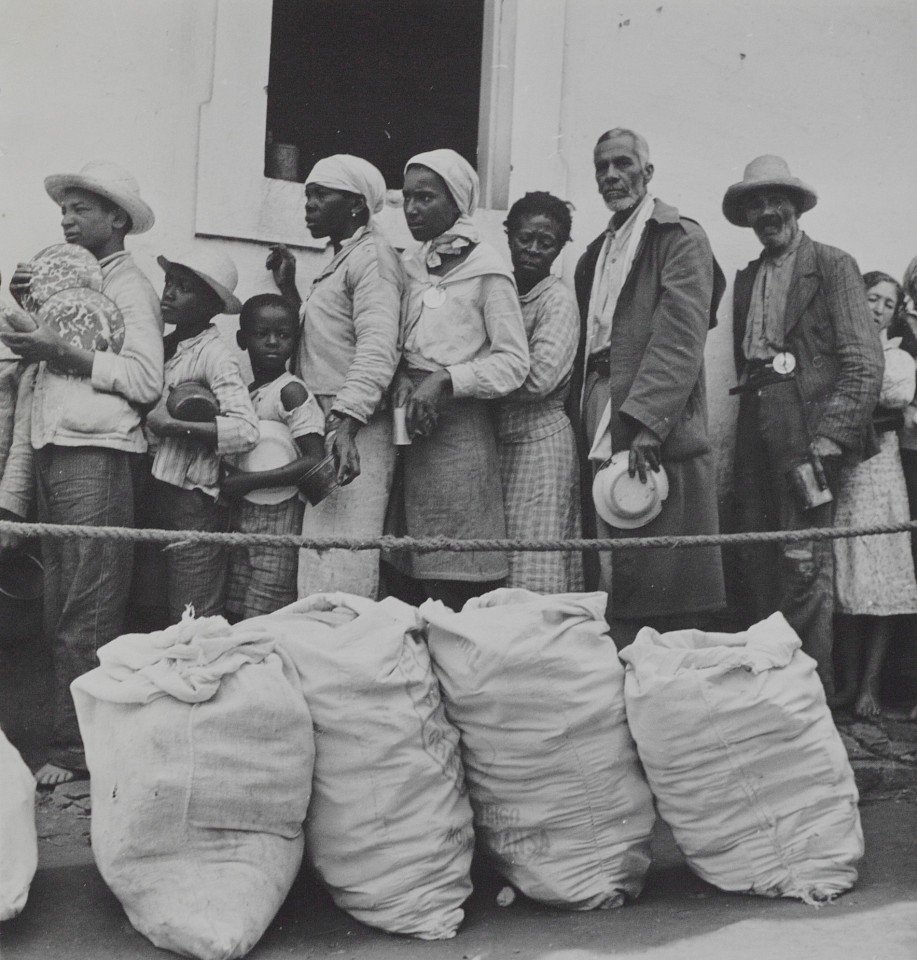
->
<box><xmin>3</xmin><ymin>518</ymin><xmax>917</xmax><ymax>553</ymax></box>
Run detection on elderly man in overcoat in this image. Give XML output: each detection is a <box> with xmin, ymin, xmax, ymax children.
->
<box><xmin>571</xmin><ymin>128</ymin><xmax>726</xmax><ymax>645</ymax></box>
<box><xmin>724</xmin><ymin>155</ymin><xmax>883</xmax><ymax>698</ymax></box>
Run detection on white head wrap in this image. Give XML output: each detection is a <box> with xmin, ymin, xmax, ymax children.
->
<box><xmin>305</xmin><ymin>154</ymin><xmax>387</xmax><ymax>216</ymax></box>
<box><xmin>405</xmin><ymin>149</ymin><xmax>479</xmax><ymax>216</ymax></box>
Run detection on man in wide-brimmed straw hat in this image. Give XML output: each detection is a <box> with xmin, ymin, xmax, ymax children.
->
<box><xmin>724</xmin><ymin>154</ymin><xmax>883</xmax><ymax>700</ymax></box>
<box><xmin>0</xmin><ymin>161</ymin><xmax>163</xmax><ymax>786</ymax></box>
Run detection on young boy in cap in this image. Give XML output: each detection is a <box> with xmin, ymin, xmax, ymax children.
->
<box><xmin>221</xmin><ymin>294</ymin><xmax>325</xmax><ymax>620</ymax></box>
<box><xmin>0</xmin><ymin>161</ymin><xmax>163</xmax><ymax>786</ymax></box>
<box><xmin>144</xmin><ymin>247</ymin><xmax>258</xmax><ymax>622</ymax></box>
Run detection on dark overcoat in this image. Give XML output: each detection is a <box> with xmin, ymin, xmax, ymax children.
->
<box><xmin>571</xmin><ymin>200</ymin><xmax>726</xmax><ymax>618</ymax></box>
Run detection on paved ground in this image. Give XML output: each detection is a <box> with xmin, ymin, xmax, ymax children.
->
<box><xmin>2</xmin><ymin>628</ymin><xmax>917</xmax><ymax>959</ymax></box>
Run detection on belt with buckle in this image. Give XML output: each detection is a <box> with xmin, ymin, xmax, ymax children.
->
<box><xmin>586</xmin><ymin>353</ymin><xmax>611</xmax><ymax>378</ymax></box>
<box><xmin>729</xmin><ymin>351</ymin><xmax>797</xmax><ymax>395</ymax></box>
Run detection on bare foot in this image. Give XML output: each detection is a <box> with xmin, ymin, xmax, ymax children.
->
<box><xmin>854</xmin><ymin>685</ymin><xmax>882</xmax><ymax>719</ymax></box>
<box><xmin>35</xmin><ymin>762</ymin><xmax>78</xmax><ymax>788</ymax></box>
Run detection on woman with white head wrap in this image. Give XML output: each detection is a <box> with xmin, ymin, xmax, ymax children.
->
<box><xmin>267</xmin><ymin>154</ymin><xmax>403</xmax><ymax>599</ymax></box>
<box><xmin>383</xmin><ymin>149</ymin><xmax>530</xmax><ymax>610</ymax></box>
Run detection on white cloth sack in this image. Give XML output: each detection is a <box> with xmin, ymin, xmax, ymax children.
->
<box><xmin>619</xmin><ymin>612</ymin><xmax>863</xmax><ymax>902</ymax></box>
<box><xmin>71</xmin><ymin>613</ymin><xmax>314</xmax><ymax>960</ymax></box>
<box><xmin>420</xmin><ymin>589</ymin><xmax>656</xmax><ymax>908</ymax></box>
<box><xmin>0</xmin><ymin>727</ymin><xmax>37</xmax><ymax>921</ymax></box>
<box><xmin>258</xmin><ymin>593</ymin><xmax>474</xmax><ymax>940</ymax></box>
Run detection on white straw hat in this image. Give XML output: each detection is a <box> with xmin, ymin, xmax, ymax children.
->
<box><xmin>592</xmin><ymin>451</ymin><xmax>669</xmax><ymax>529</ymax></box>
<box><xmin>45</xmin><ymin>161</ymin><xmax>155</xmax><ymax>235</ymax></box>
<box><xmin>722</xmin><ymin>155</ymin><xmax>817</xmax><ymax>227</ymax></box>
<box><xmin>157</xmin><ymin>246</ymin><xmax>242</xmax><ymax>314</ymax></box>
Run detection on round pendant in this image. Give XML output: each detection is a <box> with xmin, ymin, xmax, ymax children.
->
<box><xmin>772</xmin><ymin>351</ymin><xmax>796</xmax><ymax>375</ymax></box>
<box><xmin>422</xmin><ymin>286</ymin><xmax>447</xmax><ymax>309</ymax></box>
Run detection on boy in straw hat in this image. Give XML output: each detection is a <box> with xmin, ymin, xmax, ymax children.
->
<box><xmin>724</xmin><ymin>154</ymin><xmax>883</xmax><ymax>700</ymax></box>
<box><xmin>0</xmin><ymin>161</ymin><xmax>163</xmax><ymax>786</ymax></box>
<box><xmin>143</xmin><ymin>246</ymin><xmax>258</xmax><ymax>624</ymax></box>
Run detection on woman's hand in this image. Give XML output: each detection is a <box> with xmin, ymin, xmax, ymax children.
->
<box><xmin>391</xmin><ymin>368</ymin><xmax>415</xmax><ymax>409</ymax></box>
<box><xmin>266</xmin><ymin>245</ymin><xmax>300</xmax><ymax>304</ymax></box>
<box><xmin>8</xmin><ymin>263</ymin><xmax>33</xmax><ymax>307</ymax></box>
<box><xmin>407</xmin><ymin>369</ymin><xmax>452</xmax><ymax>438</ymax></box>
<box><xmin>325</xmin><ymin>412</ymin><xmax>362</xmax><ymax>486</ymax></box>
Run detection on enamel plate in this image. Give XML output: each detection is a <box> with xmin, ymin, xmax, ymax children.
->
<box><xmin>24</xmin><ymin>243</ymin><xmax>103</xmax><ymax>314</ymax></box>
<box><xmin>37</xmin><ymin>288</ymin><xmax>125</xmax><ymax>353</ymax></box>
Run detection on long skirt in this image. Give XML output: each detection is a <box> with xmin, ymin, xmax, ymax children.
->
<box><xmin>833</xmin><ymin>430</ymin><xmax>917</xmax><ymax>615</ymax></box>
<box><xmin>386</xmin><ymin>391</ymin><xmax>507</xmax><ymax>582</ymax></box>
<box><xmin>499</xmin><ymin>419</ymin><xmax>584</xmax><ymax>593</ymax></box>
<box><xmin>298</xmin><ymin>407</ymin><xmax>396</xmax><ymax>600</ymax></box>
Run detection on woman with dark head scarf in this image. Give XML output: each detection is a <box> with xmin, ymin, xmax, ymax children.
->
<box><xmin>268</xmin><ymin>154</ymin><xmax>402</xmax><ymax>598</ymax></box>
<box><xmin>385</xmin><ymin>149</ymin><xmax>529</xmax><ymax>610</ymax></box>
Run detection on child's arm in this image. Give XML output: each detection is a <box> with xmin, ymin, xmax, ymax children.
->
<box><xmin>222</xmin><ymin>379</ymin><xmax>324</xmax><ymax>498</ymax></box>
<box><xmin>221</xmin><ymin>433</ymin><xmax>324</xmax><ymax>499</ymax></box>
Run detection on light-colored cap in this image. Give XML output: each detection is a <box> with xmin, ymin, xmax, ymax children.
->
<box><xmin>45</xmin><ymin>160</ymin><xmax>155</xmax><ymax>235</ymax></box>
<box><xmin>722</xmin><ymin>155</ymin><xmax>817</xmax><ymax>227</ymax></box>
<box><xmin>157</xmin><ymin>246</ymin><xmax>242</xmax><ymax>314</ymax></box>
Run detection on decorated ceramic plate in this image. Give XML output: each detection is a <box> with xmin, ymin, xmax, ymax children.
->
<box><xmin>24</xmin><ymin>243</ymin><xmax>103</xmax><ymax>314</ymax></box>
<box><xmin>227</xmin><ymin>420</ymin><xmax>301</xmax><ymax>505</ymax></box>
<box><xmin>37</xmin><ymin>288</ymin><xmax>125</xmax><ymax>353</ymax></box>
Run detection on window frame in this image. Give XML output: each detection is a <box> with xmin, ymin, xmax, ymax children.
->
<box><xmin>195</xmin><ymin>0</ymin><xmax>518</xmax><ymax>247</ymax></box>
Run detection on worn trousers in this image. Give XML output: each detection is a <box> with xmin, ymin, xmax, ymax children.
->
<box><xmin>37</xmin><ymin>445</ymin><xmax>140</xmax><ymax>771</ymax></box>
<box><xmin>149</xmin><ymin>479</ymin><xmax>230</xmax><ymax>622</ymax></box>
<box><xmin>734</xmin><ymin>395</ymin><xmax>837</xmax><ymax>698</ymax></box>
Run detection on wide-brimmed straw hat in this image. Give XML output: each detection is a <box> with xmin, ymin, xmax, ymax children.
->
<box><xmin>45</xmin><ymin>161</ymin><xmax>155</xmax><ymax>235</ymax></box>
<box><xmin>592</xmin><ymin>451</ymin><xmax>669</xmax><ymax>530</ymax></box>
<box><xmin>157</xmin><ymin>246</ymin><xmax>242</xmax><ymax>314</ymax></box>
<box><xmin>722</xmin><ymin>155</ymin><xmax>817</xmax><ymax>227</ymax></box>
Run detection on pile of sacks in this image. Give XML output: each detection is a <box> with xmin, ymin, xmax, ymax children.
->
<box><xmin>66</xmin><ymin>591</ymin><xmax>864</xmax><ymax>960</ymax></box>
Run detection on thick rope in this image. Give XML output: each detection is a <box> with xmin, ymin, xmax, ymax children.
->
<box><xmin>3</xmin><ymin>518</ymin><xmax>917</xmax><ymax>553</ymax></box>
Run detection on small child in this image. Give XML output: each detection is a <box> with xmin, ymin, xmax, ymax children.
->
<box><xmin>145</xmin><ymin>247</ymin><xmax>258</xmax><ymax>622</ymax></box>
<box><xmin>222</xmin><ymin>294</ymin><xmax>325</xmax><ymax>620</ymax></box>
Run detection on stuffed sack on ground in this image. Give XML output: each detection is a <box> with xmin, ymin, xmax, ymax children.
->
<box><xmin>421</xmin><ymin>589</ymin><xmax>656</xmax><ymax>909</ymax></box>
<box><xmin>71</xmin><ymin>613</ymin><xmax>314</xmax><ymax>960</ymax></box>
<box><xmin>619</xmin><ymin>611</ymin><xmax>863</xmax><ymax>903</ymax></box>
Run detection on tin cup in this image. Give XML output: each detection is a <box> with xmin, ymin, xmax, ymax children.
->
<box><xmin>299</xmin><ymin>454</ymin><xmax>340</xmax><ymax>506</ymax></box>
<box><xmin>788</xmin><ymin>459</ymin><xmax>834</xmax><ymax>510</ymax></box>
<box><xmin>393</xmin><ymin>406</ymin><xmax>411</xmax><ymax>445</ymax></box>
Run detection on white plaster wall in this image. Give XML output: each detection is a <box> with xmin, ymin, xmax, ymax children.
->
<box><xmin>552</xmin><ymin>0</ymin><xmax>917</xmax><ymax>490</ymax></box>
<box><xmin>2</xmin><ymin>0</ymin><xmax>915</xmax><ymax>490</ymax></box>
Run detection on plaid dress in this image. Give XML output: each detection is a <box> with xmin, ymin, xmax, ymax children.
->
<box><xmin>226</xmin><ymin>373</ymin><xmax>323</xmax><ymax>619</ymax></box>
<box><xmin>496</xmin><ymin>276</ymin><xmax>584</xmax><ymax>593</ymax></box>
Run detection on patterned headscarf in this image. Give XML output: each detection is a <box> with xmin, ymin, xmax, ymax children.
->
<box><xmin>305</xmin><ymin>154</ymin><xmax>387</xmax><ymax>217</ymax></box>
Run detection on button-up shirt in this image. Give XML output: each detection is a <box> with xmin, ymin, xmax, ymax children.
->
<box><xmin>150</xmin><ymin>326</ymin><xmax>258</xmax><ymax>497</ymax></box>
<box><xmin>743</xmin><ymin>231</ymin><xmax>804</xmax><ymax>361</ymax></box>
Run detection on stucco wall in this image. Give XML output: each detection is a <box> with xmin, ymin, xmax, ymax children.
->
<box><xmin>2</xmin><ymin>0</ymin><xmax>916</xmax><ymax>495</ymax></box>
